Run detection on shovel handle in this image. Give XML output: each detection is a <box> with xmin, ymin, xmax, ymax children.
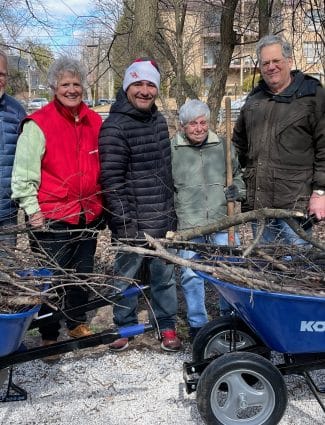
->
<box><xmin>225</xmin><ymin>97</ymin><xmax>235</xmax><ymax>246</ymax></box>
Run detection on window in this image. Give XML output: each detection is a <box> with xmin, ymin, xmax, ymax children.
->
<box><xmin>205</xmin><ymin>11</ymin><xmax>221</xmax><ymax>33</ymax></box>
<box><xmin>303</xmin><ymin>42</ymin><xmax>323</xmax><ymax>64</ymax></box>
<box><xmin>305</xmin><ymin>9</ymin><xmax>324</xmax><ymax>30</ymax></box>
<box><xmin>203</xmin><ymin>42</ymin><xmax>217</xmax><ymax>66</ymax></box>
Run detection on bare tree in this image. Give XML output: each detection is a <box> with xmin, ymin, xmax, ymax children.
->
<box><xmin>132</xmin><ymin>0</ymin><xmax>159</xmax><ymax>58</ymax></box>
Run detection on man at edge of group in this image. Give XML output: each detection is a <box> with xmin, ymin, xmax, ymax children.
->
<box><xmin>233</xmin><ymin>34</ymin><xmax>325</xmax><ymax>244</ymax></box>
<box><xmin>171</xmin><ymin>99</ymin><xmax>246</xmax><ymax>340</ymax></box>
<box><xmin>99</xmin><ymin>58</ymin><xmax>181</xmax><ymax>352</ymax></box>
<box><xmin>0</xmin><ymin>50</ymin><xmax>26</xmax><ymax>257</ymax></box>
<box><xmin>12</xmin><ymin>57</ymin><xmax>103</xmax><ymax>349</ymax></box>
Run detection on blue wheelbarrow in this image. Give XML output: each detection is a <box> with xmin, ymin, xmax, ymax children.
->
<box><xmin>0</xmin><ymin>269</ymin><xmax>153</xmax><ymax>402</ymax></box>
<box><xmin>183</xmin><ymin>271</ymin><xmax>325</xmax><ymax>425</ymax></box>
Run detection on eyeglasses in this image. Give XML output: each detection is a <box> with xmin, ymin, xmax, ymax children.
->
<box><xmin>260</xmin><ymin>58</ymin><xmax>286</xmax><ymax>69</ymax></box>
<box><xmin>0</xmin><ymin>72</ymin><xmax>7</xmax><ymax>79</ymax></box>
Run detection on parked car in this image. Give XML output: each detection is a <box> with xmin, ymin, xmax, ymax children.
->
<box><xmin>28</xmin><ymin>98</ymin><xmax>49</xmax><ymax>110</ymax></box>
<box><xmin>83</xmin><ymin>99</ymin><xmax>94</xmax><ymax>107</ymax></box>
<box><xmin>95</xmin><ymin>98</ymin><xmax>109</xmax><ymax>106</ymax></box>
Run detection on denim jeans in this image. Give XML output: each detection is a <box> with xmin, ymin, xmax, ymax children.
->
<box><xmin>112</xmin><ymin>252</ymin><xmax>177</xmax><ymax>331</ymax></box>
<box><xmin>178</xmin><ymin>232</ymin><xmax>240</xmax><ymax>328</ymax></box>
<box><xmin>251</xmin><ymin>218</ymin><xmax>311</xmax><ymax>245</ymax></box>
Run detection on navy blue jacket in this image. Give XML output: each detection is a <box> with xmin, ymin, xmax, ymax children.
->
<box><xmin>0</xmin><ymin>93</ymin><xmax>26</xmax><ymax>222</ymax></box>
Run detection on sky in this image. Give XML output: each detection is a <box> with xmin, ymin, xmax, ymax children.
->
<box><xmin>5</xmin><ymin>0</ymin><xmax>100</xmax><ymax>56</ymax></box>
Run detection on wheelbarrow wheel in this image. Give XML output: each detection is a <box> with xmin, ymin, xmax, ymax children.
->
<box><xmin>192</xmin><ymin>317</ymin><xmax>265</xmax><ymax>362</ymax></box>
<box><xmin>196</xmin><ymin>352</ymin><xmax>287</xmax><ymax>425</ymax></box>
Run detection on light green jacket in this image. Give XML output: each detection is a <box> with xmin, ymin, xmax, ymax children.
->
<box><xmin>171</xmin><ymin>129</ymin><xmax>246</xmax><ymax>230</ymax></box>
<box><xmin>11</xmin><ymin>121</ymin><xmax>45</xmax><ymax>215</ymax></box>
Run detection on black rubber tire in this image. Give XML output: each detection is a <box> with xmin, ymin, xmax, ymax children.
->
<box><xmin>192</xmin><ymin>316</ymin><xmax>265</xmax><ymax>362</ymax></box>
<box><xmin>196</xmin><ymin>352</ymin><xmax>287</xmax><ymax>425</ymax></box>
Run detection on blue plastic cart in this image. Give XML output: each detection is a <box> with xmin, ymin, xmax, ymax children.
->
<box><xmin>183</xmin><ymin>272</ymin><xmax>325</xmax><ymax>425</ymax></box>
<box><xmin>0</xmin><ymin>270</ymin><xmax>153</xmax><ymax>402</ymax></box>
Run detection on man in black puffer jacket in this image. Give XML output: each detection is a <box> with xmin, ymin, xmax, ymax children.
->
<box><xmin>99</xmin><ymin>58</ymin><xmax>181</xmax><ymax>352</ymax></box>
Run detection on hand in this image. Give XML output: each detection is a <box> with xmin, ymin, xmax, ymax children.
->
<box><xmin>308</xmin><ymin>192</ymin><xmax>325</xmax><ymax>221</ymax></box>
<box><xmin>28</xmin><ymin>211</ymin><xmax>45</xmax><ymax>228</ymax></box>
<box><xmin>224</xmin><ymin>184</ymin><xmax>240</xmax><ymax>202</ymax></box>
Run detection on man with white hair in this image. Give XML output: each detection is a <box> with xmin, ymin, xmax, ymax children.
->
<box><xmin>99</xmin><ymin>58</ymin><xmax>181</xmax><ymax>352</ymax></box>
<box><xmin>233</xmin><ymin>34</ymin><xmax>325</xmax><ymax>243</ymax></box>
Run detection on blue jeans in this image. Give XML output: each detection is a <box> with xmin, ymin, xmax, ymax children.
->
<box><xmin>112</xmin><ymin>252</ymin><xmax>177</xmax><ymax>331</ymax></box>
<box><xmin>178</xmin><ymin>232</ymin><xmax>240</xmax><ymax>328</ymax></box>
<box><xmin>251</xmin><ymin>218</ymin><xmax>311</xmax><ymax>245</ymax></box>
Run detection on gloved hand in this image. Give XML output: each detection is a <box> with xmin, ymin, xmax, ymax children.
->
<box><xmin>308</xmin><ymin>192</ymin><xmax>325</xmax><ymax>221</ymax></box>
<box><xmin>224</xmin><ymin>184</ymin><xmax>240</xmax><ymax>202</ymax></box>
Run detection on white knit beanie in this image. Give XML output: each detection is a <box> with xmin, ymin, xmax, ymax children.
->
<box><xmin>123</xmin><ymin>60</ymin><xmax>160</xmax><ymax>92</ymax></box>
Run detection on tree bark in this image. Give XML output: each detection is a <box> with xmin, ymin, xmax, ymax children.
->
<box><xmin>132</xmin><ymin>0</ymin><xmax>158</xmax><ymax>58</ymax></box>
<box><xmin>207</xmin><ymin>0</ymin><xmax>239</xmax><ymax>129</ymax></box>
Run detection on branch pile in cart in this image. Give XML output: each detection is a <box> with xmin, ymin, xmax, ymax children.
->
<box><xmin>113</xmin><ymin>208</ymin><xmax>325</xmax><ymax>297</ymax></box>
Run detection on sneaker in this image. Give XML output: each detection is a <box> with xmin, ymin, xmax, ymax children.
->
<box><xmin>68</xmin><ymin>324</ymin><xmax>93</xmax><ymax>339</ymax></box>
<box><xmin>160</xmin><ymin>329</ymin><xmax>182</xmax><ymax>352</ymax></box>
<box><xmin>42</xmin><ymin>339</ymin><xmax>60</xmax><ymax>362</ymax></box>
<box><xmin>108</xmin><ymin>337</ymin><xmax>129</xmax><ymax>352</ymax></box>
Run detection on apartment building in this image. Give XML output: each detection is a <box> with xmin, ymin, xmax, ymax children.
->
<box><xmin>161</xmin><ymin>0</ymin><xmax>325</xmax><ymax>97</ymax></box>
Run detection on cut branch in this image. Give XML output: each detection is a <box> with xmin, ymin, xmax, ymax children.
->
<box><xmin>166</xmin><ymin>208</ymin><xmax>304</xmax><ymax>241</ymax></box>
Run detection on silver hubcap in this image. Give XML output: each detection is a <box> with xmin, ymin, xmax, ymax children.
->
<box><xmin>210</xmin><ymin>368</ymin><xmax>276</xmax><ymax>425</ymax></box>
<box><xmin>204</xmin><ymin>330</ymin><xmax>256</xmax><ymax>357</ymax></box>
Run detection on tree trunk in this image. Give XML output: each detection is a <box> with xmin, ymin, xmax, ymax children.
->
<box><xmin>132</xmin><ymin>0</ymin><xmax>158</xmax><ymax>59</ymax></box>
<box><xmin>259</xmin><ymin>0</ymin><xmax>270</xmax><ymax>38</ymax></box>
<box><xmin>207</xmin><ymin>0</ymin><xmax>239</xmax><ymax>129</ymax></box>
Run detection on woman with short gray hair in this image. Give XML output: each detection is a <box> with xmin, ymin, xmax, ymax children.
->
<box><xmin>47</xmin><ymin>56</ymin><xmax>87</xmax><ymax>92</ymax></box>
<box><xmin>171</xmin><ymin>99</ymin><xmax>246</xmax><ymax>340</ymax></box>
<box><xmin>178</xmin><ymin>99</ymin><xmax>210</xmax><ymax>126</ymax></box>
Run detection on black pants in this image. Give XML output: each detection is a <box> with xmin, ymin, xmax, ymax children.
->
<box><xmin>29</xmin><ymin>217</ymin><xmax>100</xmax><ymax>340</ymax></box>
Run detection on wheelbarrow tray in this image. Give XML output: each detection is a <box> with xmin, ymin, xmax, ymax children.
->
<box><xmin>0</xmin><ymin>268</ymin><xmax>52</xmax><ymax>357</ymax></box>
<box><xmin>198</xmin><ymin>271</ymin><xmax>325</xmax><ymax>354</ymax></box>
<box><xmin>0</xmin><ymin>305</ymin><xmax>41</xmax><ymax>357</ymax></box>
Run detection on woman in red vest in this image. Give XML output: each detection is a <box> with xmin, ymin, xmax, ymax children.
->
<box><xmin>12</xmin><ymin>57</ymin><xmax>104</xmax><ymax>348</ymax></box>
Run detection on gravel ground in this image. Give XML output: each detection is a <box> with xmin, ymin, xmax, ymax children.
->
<box><xmin>0</xmin><ymin>306</ymin><xmax>324</xmax><ymax>425</ymax></box>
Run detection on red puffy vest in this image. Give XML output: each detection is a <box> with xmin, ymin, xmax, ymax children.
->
<box><xmin>29</xmin><ymin>100</ymin><xmax>103</xmax><ymax>224</ymax></box>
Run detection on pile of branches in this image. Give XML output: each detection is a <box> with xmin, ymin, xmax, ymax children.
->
<box><xmin>1</xmin><ymin>208</ymin><xmax>324</xmax><ymax>315</ymax></box>
<box><xmin>114</xmin><ymin>208</ymin><xmax>325</xmax><ymax>298</ymax></box>
<box><xmin>0</xmin><ymin>234</ymin><xmax>114</xmax><ymax>314</ymax></box>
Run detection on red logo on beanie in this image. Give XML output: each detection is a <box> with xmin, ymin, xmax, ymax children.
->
<box><xmin>130</xmin><ymin>71</ymin><xmax>139</xmax><ymax>79</ymax></box>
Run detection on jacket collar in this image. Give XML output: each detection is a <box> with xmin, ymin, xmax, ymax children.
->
<box><xmin>256</xmin><ymin>70</ymin><xmax>320</xmax><ymax>103</ymax></box>
<box><xmin>173</xmin><ymin>129</ymin><xmax>220</xmax><ymax>146</ymax></box>
<box><xmin>53</xmin><ymin>97</ymin><xmax>88</xmax><ymax>122</ymax></box>
<box><xmin>0</xmin><ymin>92</ymin><xmax>7</xmax><ymax>108</ymax></box>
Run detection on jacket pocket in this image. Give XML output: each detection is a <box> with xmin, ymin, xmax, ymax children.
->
<box><xmin>273</xmin><ymin>168</ymin><xmax>311</xmax><ymax>208</ymax></box>
<box><xmin>275</xmin><ymin>104</ymin><xmax>314</xmax><ymax>136</ymax></box>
